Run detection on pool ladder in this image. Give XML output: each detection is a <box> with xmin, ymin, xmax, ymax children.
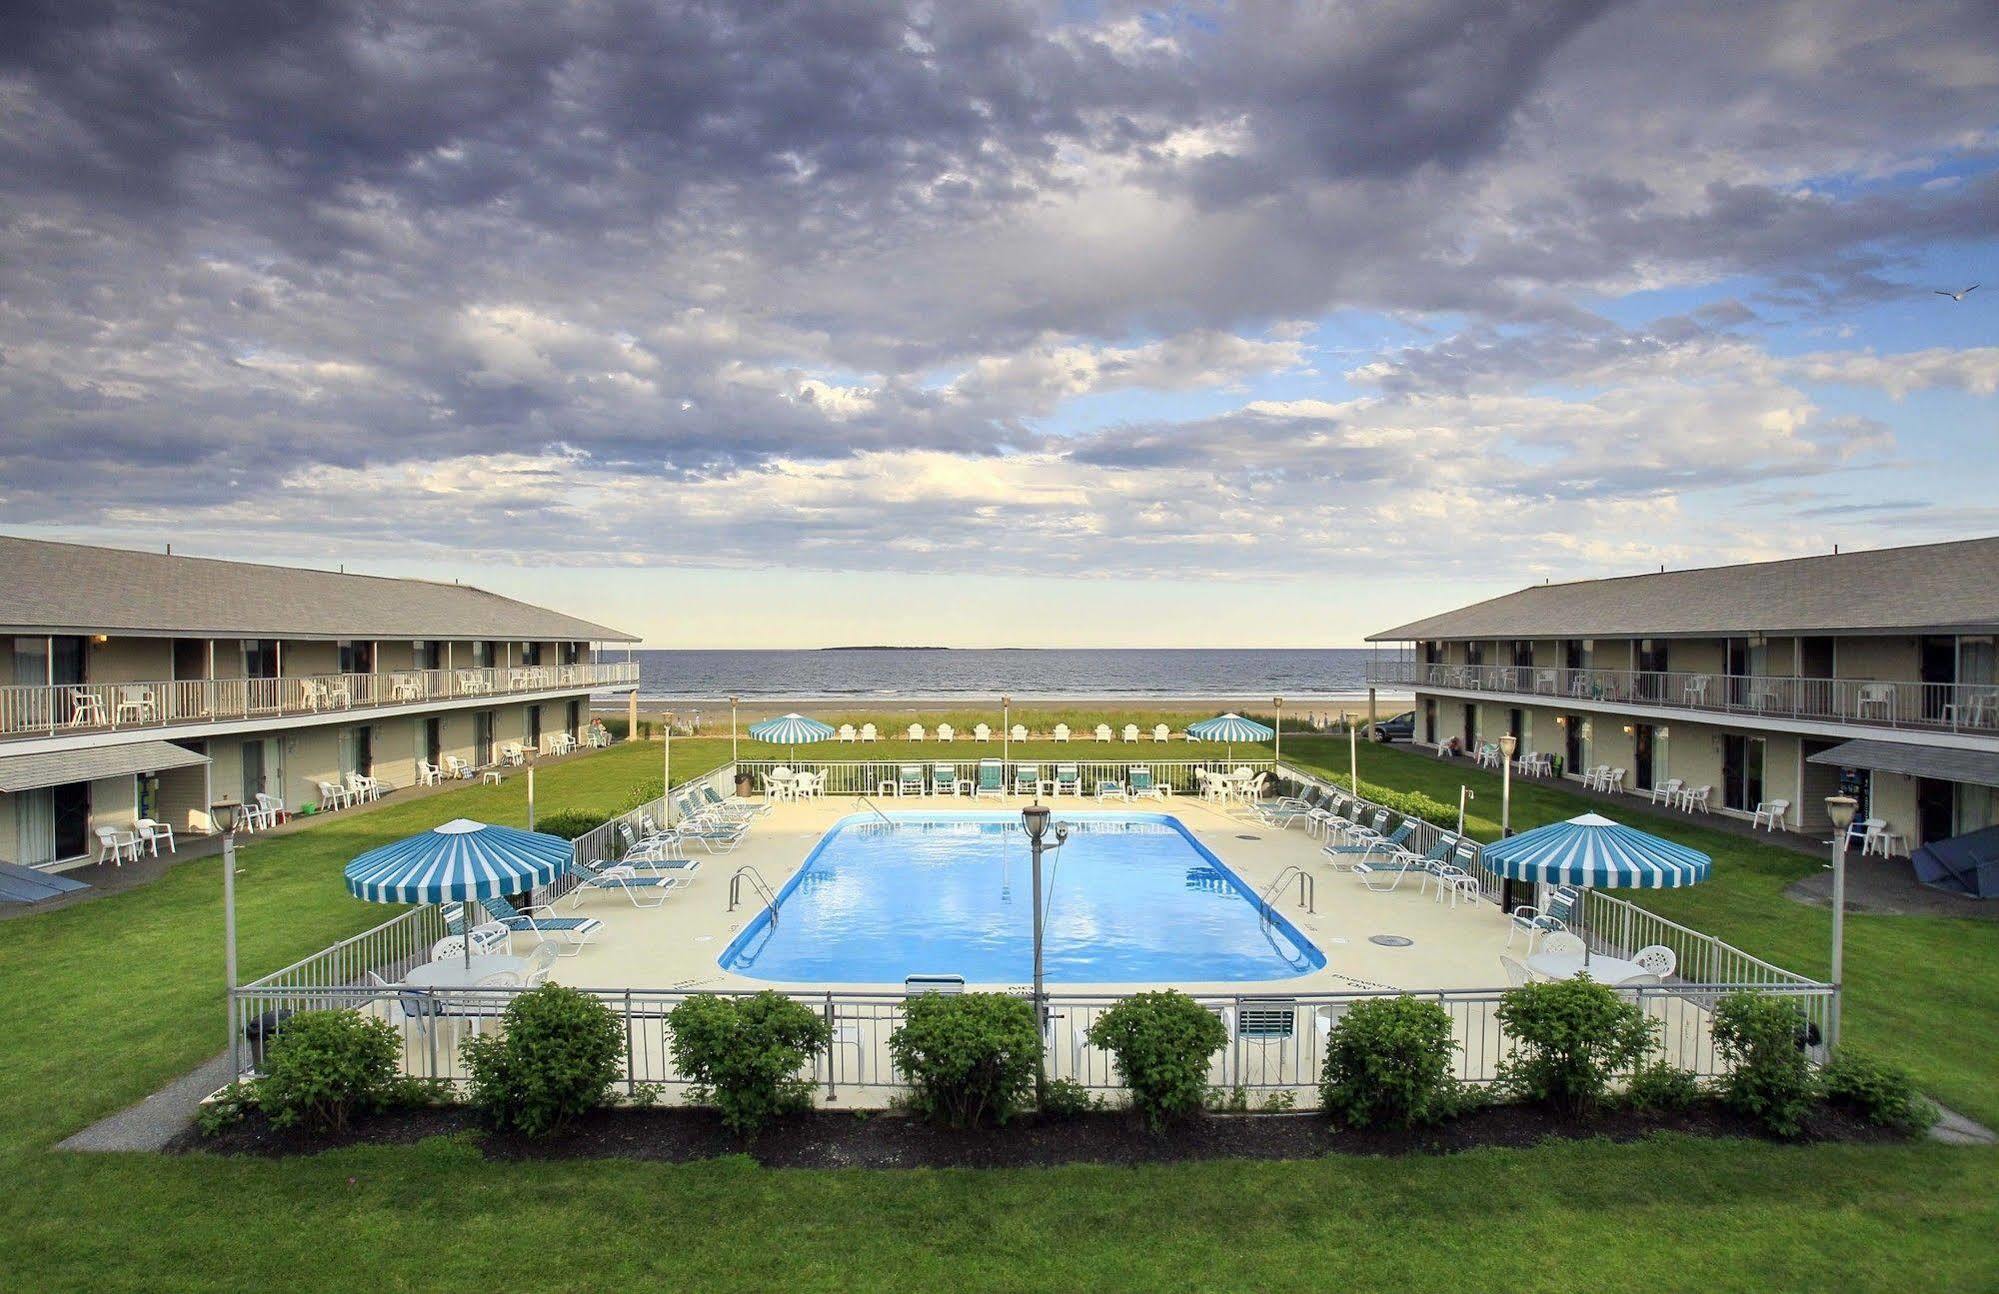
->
<box><xmin>1258</xmin><ymin>866</ymin><xmax>1314</xmax><ymax>929</ymax></box>
<box><xmin>856</xmin><ymin>795</ymin><xmax>893</xmax><ymax>826</ymax></box>
<box><xmin>728</xmin><ymin>865</ymin><xmax>781</xmax><ymax>925</ymax></box>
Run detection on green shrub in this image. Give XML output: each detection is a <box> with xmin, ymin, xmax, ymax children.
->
<box><xmin>463</xmin><ymin>984</ymin><xmax>624</xmax><ymax>1137</ymax></box>
<box><xmin>530</xmin><ymin>810</ymin><xmax>603</xmax><ymax>841</ymax></box>
<box><xmin>196</xmin><ymin>1082</ymin><xmax>260</xmax><ymax>1137</ymax></box>
<box><xmin>255</xmin><ymin>1009</ymin><xmax>401</xmax><ymax>1134</ymax></box>
<box><xmin>887</xmin><ymin>993</ymin><xmax>1041</xmax><ymax>1128</ymax></box>
<box><xmin>1039</xmin><ymin>1077</ymin><xmax>1099</xmax><ymax>1117</ymax></box>
<box><xmin>1084</xmin><ymin>991</ymin><xmax>1228</xmax><ymax>1131</ymax></box>
<box><xmin>1496</xmin><ymin>978</ymin><xmax>1659</xmax><ymax>1119</ymax></box>
<box><xmin>667</xmin><ymin>992</ymin><xmax>831</xmax><ymax>1137</ymax></box>
<box><xmin>1710</xmin><ymin>991</ymin><xmax>1817</xmax><ymax>1137</ymax></box>
<box><xmin>1319</xmin><ymin>996</ymin><xmax>1462</xmax><ymax>1128</ymax></box>
<box><xmin>1821</xmin><ymin>1048</ymin><xmax>1932</xmax><ymax>1134</ymax></box>
<box><xmin>1622</xmin><ymin>1061</ymin><xmax>1703</xmax><ymax>1114</ymax></box>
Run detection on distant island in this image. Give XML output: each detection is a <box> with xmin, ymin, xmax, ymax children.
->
<box><xmin>820</xmin><ymin>645</ymin><xmax>951</xmax><ymax>651</ymax></box>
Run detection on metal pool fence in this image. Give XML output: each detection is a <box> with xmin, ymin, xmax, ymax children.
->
<box><xmin>227</xmin><ymin>980</ymin><xmax>1833</xmax><ymax>1102</ymax></box>
<box><xmin>735</xmin><ymin>757</ymin><xmax>1275</xmax><ymax>798</ymax></box>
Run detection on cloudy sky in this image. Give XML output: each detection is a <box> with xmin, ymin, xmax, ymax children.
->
<box><xmin>2</xmin><ymin>1</ymin><xmax>1996</xmax><ymax>647</ymax></box>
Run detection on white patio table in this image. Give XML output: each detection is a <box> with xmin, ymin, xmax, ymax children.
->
<box><xmin>404</xmin><ymin>954</ymin><xmax>530</xmax><ymax>989</ymax></box>
<box><xmin>1526</xmin><ymin>951</ymin><xmax>1651</xmax><ymax>984</ymax></box>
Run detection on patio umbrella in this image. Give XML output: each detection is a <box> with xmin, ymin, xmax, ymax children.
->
<box><xmin>344</xmin><ymin>818</ymin><xmax>574</xmax><ymax>969</ymax></box>
<box><xmin>1478</xmin><ymin>812</ymin><xmax>1710</xmax><ymax>965</ymax></box>
<box><xmin>1186</xmin><ymin>712</ymin><xmax>1275</xmax><ymax>762</ymax></box>
<box><xmin>747</xmin><ymin>711</ymin><xmax>836</xmax><ymax>764</ymax></box>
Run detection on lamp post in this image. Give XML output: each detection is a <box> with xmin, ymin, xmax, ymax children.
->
<box><xmin>1273</xmin><ymin>697</ymin><xmax>1283</xmax><ymax>764</ymax></box>
<box><xmin>526</xmin><ymin>750</ymin><xmax>537</xmax><ymax>833</ymax></box>
<box><xmin>1497</xmin><ymin>734</ymin><xmax>1517</xmax><ymax>838</ymax></box>
<box><xmin>663</xmin><ymin>715</ymin><xmax>673</xmax><ymax>827</ymax></box>
<box><xmin>1824</xmin><ymin>793</ymin><xmax>1857</xmax><ymax>1051</ymax></box>
<box><xmin>1021</xmin><ymin>801</ymin><xmax>1067</xmax><ymax>1105</ymax></box>
<box><xmin>729</xmin><ymin>695</ymin><xmax>740</xmax><ymax>766</ymax></box>
<box><xmin>1348</xmin><ymin>720</ymin><xmax>1360</xmax><ymax>801</ymax></box>
<box><xmin>1002</xmin><ymin>695</ymin><xmax>1012</xmax><ymax>767</ymax></box>
<box><xmin>1457</xmin><ymin>785</ymin><xmax>1473</xmax><ymax>838</ymax></box>
<box><xmin>212</xmin><ymin>800</ymin><xmax>242</xmax><ymax>1072</ymax></box>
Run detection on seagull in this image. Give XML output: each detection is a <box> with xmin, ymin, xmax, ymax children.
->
<box><xmin>1935</xmin><ymin>284</ymin><xmax>1979</xmax><ymax>301</ymax></box>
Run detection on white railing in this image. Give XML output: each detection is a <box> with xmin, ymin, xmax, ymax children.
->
<box><xmin>734</xmin><ymin>757</ymin><xmax>1275</xmax><ymax>798</ymax></box>
<box><xmin>0</xmin><ymin>660</ymin><xmax>639</xmax><ymax>739</ymax></box>
<box><xmin>1368</xmin><ymin>659</ymin><xmax>1999</xmax><ymax>735</ymax></box>
<box><xmin>228</xmin><ymin>979</ymin><xmax>1834</xmax><ymax>1099</ymax></box>
<box><xmin>547</xmin><ymin>766</ymin><xmax>740</xmax><ymax>906</ymax></box>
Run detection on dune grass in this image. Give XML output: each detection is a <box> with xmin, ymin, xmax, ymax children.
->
<box><xmin>0</xmin><ymin>737</ymin><xmax>1995</xmax><ymax>1291</ymax></box>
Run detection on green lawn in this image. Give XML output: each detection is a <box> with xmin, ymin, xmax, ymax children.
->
<box><xmin>1282</xmin><ymin>737</ymin><xmax>1999</xmax><ymax>1125</ymax></box>
<box><xmin>0</xmin><ymin>737</ymin><xmax>1995</xmax><ymax>1292</ymax></box>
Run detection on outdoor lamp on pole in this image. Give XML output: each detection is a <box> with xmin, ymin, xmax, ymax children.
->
<box><xmin>1824</xmin><ymin>793</ymin><xmax>1858</xmax><ymax>1051</ymax></box>
<box><xmin>1497</xmin><ymin>734</ymin><xmax>1518</xmax><ymax>839</ymax></box>
<box><xmin>212</xmin><ymin>800</ymin><xmax>242</xmax><ymax>1067</ymax></box>
<box><xmin>526</xmin><ymin>749</ymin><xmax>537</xmax><ymax>833</ymax></box>
<box><xmin>1273</xmin><ymin>697</ymin><xmax>1283</xmax><ymax>763</ymax></box>
<box><xmin>1021</xmin><ymin>801</ymin><xmax>1067</xmax><ymax>1106</ymax></box>
<box><xmin>729</xmin><ymin>695</ymin><xmax>740</xmax><ymax>766</ymax></box>
<box><xmin>1002</xmin><ymin>695</ymin><xmax>1012</xmax><ymax>767</ymax></box>
<box><xmin>663</xmin><ymin>714</ymin><xmax>673</xmax><ymax>827</ymax></box>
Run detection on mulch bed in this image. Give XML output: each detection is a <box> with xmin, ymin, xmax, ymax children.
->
<box><xmin>173</xmin><ymin>1100</ymin><xmax>1904</xmax><ymax>1167</ymax></box>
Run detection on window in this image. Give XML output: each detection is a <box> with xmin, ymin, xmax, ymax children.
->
<box><xmin>521</xmin><ymin>642</ymin><xmax>544</xmax><ymax>667</ymax></box>
<box><xmin>412</xmin><ymin>640</ymin><xmax>442</xmax><ymax>670</ymax></box>
<box><xmin>561</xmin><ymin>642</ymin><xmax>582</xmax><ymax>666</ymax></box>
<box><xmin>1958</xmin><ymin>783</ymin><xmax>1999</xmax><ymax>835</ymax></box>
<box><xmin>241</xmin><ymin>640</ymin><xmax>279</xmax><ymax>678</ymax></box>
<box><xmin>337</xmin><ymin>640</ymin><xmax>374</xmax><ymax>674</ymax></box>
<box><xmin>339</xmin><ymin>726</ymin><xmax>373</xmax><ymax>777</ymax></box>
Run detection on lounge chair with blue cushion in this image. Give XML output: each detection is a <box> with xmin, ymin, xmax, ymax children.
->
<box><xmin>1128</xmin><ymin>766</ymin><xmax>1168</xmax><ymax>800</ymax></box>
<box><xmin>1053</xmin><ymin>764</ymin><xmax>1081</xmax><ymax>796</ymax></box>
<box><xmin>1507</xmin><ymin>885</ymin><xmax>1580</xmax><ymax>952</ymax></box>
<box><xmin>698</xmin><ymin>784</ymin><xmax>769</xmax><ymax>819</ymax></box>
<box><xmin>975</xmin><ymin>759</ymin><xmax>1007</xmax><ymax>798</ymax></box>
<box><xmin>565</xmin><ymin>858</ymin><xmax>687</xmax><ymax>909</ymax></box>
<box><xmin>898</xmin><ymin>765</ymin><xmax>926</xmax><ymax>796</ymax></box>
<box><xmin>933</xmin><ymin>764</ymin><xmax>962</xmax><ymax>796</ymax></box>
<box><xmin>475</xmin><ymin>894</ymin><xmax>604</xmax><ymax>957</ymax></box>
<box><xmin>1012</xmin><ymin>764</ymin><xmax>1041</xmax><ymax>796</ymax></box>
<box><xmin>1096</xmin><ymin>779</ymin><xmax>1127</xmax><ymax>801</ymax></box>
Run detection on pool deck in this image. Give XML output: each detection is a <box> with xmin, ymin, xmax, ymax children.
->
<box><xmin>545</xmin><ymin>793</ymin><xmax>1526</xmax><ymax>997</ymax></box>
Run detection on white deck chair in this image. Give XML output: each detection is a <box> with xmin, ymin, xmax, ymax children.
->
<box><xmin>1052</xmin><ymin>724</ymin><xmax>1070</xmax><ymax>742</ymax></box>
<box><xmin>1011</xmin><ymin>724</ymin><xmax>1028</xmax><ymax>742</ymax></box>
<box><xmin>1122</xmin><ymin>724</ymin><xmax>1139</xmax><ymax>743</ymax></box>
<box><xmin>838</xmin><ymin>724</ymin><xmax>857</xmax><ymax>743</ymax></box>
<box><xmin>1650</xmin><ymin>778</ymin><xmax>1683</xmax><ymax>807</ymax></box>
<box><xmin>973</xmin><ymin>723</ymin><xmax>991</xmax><ymax>742</ymax></box>
<box><xmin>1750</xmin><ymin>800</ymin><xmax>1789</xmax><ymax>831</ymax></box>
<box><xmin>1094</xmin><ymin>724</ymin><xmax>1112</xmax><ymax>742</ymax></box>
<box><xmin>860</xmin><ymin>724</ymin><xmax>878</xmax><ymax>742</ymax></box>
<box><xmin>907</xmin><ymin>724</ymin><xmax>925</xmax><ymax>742</ymax></box>
<box><xmin>937</xmin><ymin>724</ymin><xmax>954</xmax><ymax>742</ymax></box>
<box><xmin>1153</xmin><ymin>724</ymin><xmax>1170</xmax><ymax>742</ymax></box>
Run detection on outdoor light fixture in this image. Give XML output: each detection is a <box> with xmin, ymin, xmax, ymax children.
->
<box><xmin>213</xmin><ymin>800</ymin><xmax>243</xmax><ymax>1064</ymax></box>
<box><xmin>210</xmin><ymin>800</ymin><xmax>240</xmax><ymax>835</ymax></box>
<box><xmin>1622</xmin><ymin>724</ymin><xmax>1634</xmax><ymax>734</ymax></box>
<box><xmin>1020</xmin><ymin>801</ymin><xmax>1068</xmax><ymax>1104</ymax></box>
<box><xmin>1497</xmin><ymin>735</ymin><xmax>1518</xmax><ymax>840</ymax></box>
<box><xmin>1824</xmin><ymin>794</ymin><xmax>1858</xmax><ymax>1050</ymax></box>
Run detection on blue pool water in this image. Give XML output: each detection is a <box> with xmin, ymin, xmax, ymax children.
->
<box><xmin>720</xmin><ymin>812</ymin><xmax>1325</xmax><ymax>984</ymax></box>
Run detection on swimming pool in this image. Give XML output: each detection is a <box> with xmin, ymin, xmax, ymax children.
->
<box><xmin>720</xmin><ymin>811</ymin><xmax>1325</xmax><ymax>984</ymax></box>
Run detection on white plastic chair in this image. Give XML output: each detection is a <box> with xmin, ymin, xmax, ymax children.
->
<box><xmin>860</xmin><ymin>724</ymin><xmax>878</xmax><ymax>742</ymax></box>
<box><xmin>973</xmin><ymin>723</ymin><xmax>991</xmax><ymax>742</ymax></box>
<box><xmin>95</xmin><ymin>825</ymin><xmax>138</xmax><ymax>865</ymax></box>
<box><xmin>907</xmin><ymin>724</ymin><xmax>925</xmax><ymax>742</ymax></box>
<box><xmin>838</xmin><ymin>724</ymin><xmax>857</xmax><ymax>743</ymax></box>
<box><xmin>1122</xmin><ymin>724</ymin><xmax>1139</xmax><ymax>743</ymax></box>
<box><xmin>1499</xmin><ymin>955</ymin><xmax>1536</xmax><ymax>987</ymax></box>
<box><xmin>1631</xmin><ymin>945</ymin><xmax>1677</xmax><ymax>978</ymax></box>
<box><xmin>1153</xmin><ymin>724</ymin><xmax>1170</xmax><ymax>742</ymax></box>
<box><xmin>135</xmin><ymin>818</ymin><xmax>176</xmax><ymax>855</ymax></box>
<box><xmin>1011</xmin><ymin>724</ymin><xmax>1028</xmax><ymax>742</ymax></box>
<box><xmin>1052</xmin><ymin>724</ymin><xmax>1070</xmax><ymax>742</ymax></box>
<box><xmin>1649</xmin><ymin>778</ymin><xmax>1682</xmax><ymax>807</ymax></box>
<box><xmin>1750</xmin><ymin>799</ymin><xmax>1789</xmax><ymax>831</ymax></box>
<box><xmin>316</xmin><ymin>780</ymin><xmax>350</xmax><ymax>811</ymax></box>
<box><xmin>937</xmin><ymin>724</ymin><xmax>954</xmax><ymax>743</ymax></box>
<box><xmin>1680</xmin><ymin>785</ymin><xmax>1712</xmax><ymax>813</ymax></box>
<box><xmin>1094</xmin><ymin>724</ymin><xmax>1112</xmax><ymax>742</ymax></box>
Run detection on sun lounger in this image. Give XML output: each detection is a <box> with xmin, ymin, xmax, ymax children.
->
<box><xmin>475</xmin><ymin>895</ymin><xmax>604</xmax><ymax>956</ymax></box>
<box><xmin>566</xmin><ymin>859</ymin><xmax>686</xmax><ymax>909</ymax></box>
<box><xmin>975</xmin><ymin>759</ymin><xmax>1006</xmax><ymax>798</ymax></box>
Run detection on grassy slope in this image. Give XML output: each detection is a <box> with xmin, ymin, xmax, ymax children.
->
<box><xmin>0</xmin><ymin>737</ymin><xmax>1995</xmax><ymax>1292</ymax></box>
<box><xmin>1283</xmin><ymin>737</ymin><xmax>1999</xmax><ymax>1124</ymax></box>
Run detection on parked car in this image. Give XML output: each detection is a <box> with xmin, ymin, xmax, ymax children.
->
<box><xmin>1368</xmin><ymin>711</ymin><xmax>1415</xmax><ymax>742</ymax></box>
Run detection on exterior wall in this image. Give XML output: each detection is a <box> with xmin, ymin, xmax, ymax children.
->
<box><xmin>1836</xmin><ymin>635</ymin><xmax>1920</xmax><ymax>682</ymax></box>
<box><xmin>281</xmin><ymin>640</ymin><xmax>339</xmax><ymax>676</ymax></box>
<box><xmin>0</xmin><ymin>792</ymin><xmax>15</xmax><ymax>862</ymax></box>
<box><xmin>1669</xmin><ymin>638</ymin><xmax>1727</xmax><ymax>676</ymax></box>
<box><xmin>1865</xmin><ymin>769</ymin><xmax>1920</xmax><ymax>855</ymax></box>
<box><xmin>87</xmin><ymin>636</ymin><xmax>173</xmax><ymax>684</ymax></box>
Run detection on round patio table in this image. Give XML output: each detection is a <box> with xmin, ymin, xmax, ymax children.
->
<box><xmin>1526</xmin><ymin>951</ymin><xmax>1650</xmax><ymax>984</ymax></box>
<box><xmin>403</xmin><ymin>954</ymin><xmax>530</xmax><ymax>989</ymax></box>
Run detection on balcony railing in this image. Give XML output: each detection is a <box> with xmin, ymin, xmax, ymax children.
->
<box><xmin>1368</xmin><ymin>659</ymin><xmax>1999</xmax><ymax>736</ymax></box>
<box><xmin>0</xmin><ymin>660</ymin><xmax>640</xmax><ymax>741</ymax></box>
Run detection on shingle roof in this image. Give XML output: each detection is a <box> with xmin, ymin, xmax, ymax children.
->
<box><xmin>1807</xmin><ymin>739</ymin><xmax>1999</xmax><ymax>790</ymax></box>
<box><xmin>0</xmin><ymin>536</ymin><xmax>637</xmax><ymax>641</ymax></box>
<box><xmin>1369</xmin><ymin>537</ymin><xmax>1999</xmax><ymax>641</ymax></box>
<box><xmin>0</xmin><ymin>739</ymin><xmax>209</xmax><ymax>793</ymax></box>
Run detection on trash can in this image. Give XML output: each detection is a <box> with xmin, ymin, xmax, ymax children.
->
<box><xmin>241</xmin><ymin>1008</ymin><xmax>295</xmax><ymax>1069</ymax></box>
<box><xmin>736</xmin><ymin>773</ymin><xmax>754</xmax><ymax>797</ymax></box>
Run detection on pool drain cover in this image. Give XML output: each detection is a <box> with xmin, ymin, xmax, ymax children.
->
<box><xmin>1235</xmin><ymin>834</ymin><xmax>1262</xmax><ymax>841</ymax></box>
<box><xmin>1369</xmin><ymin>935</ymin><xmax>1414</xmax><ymax>947</ymax></box>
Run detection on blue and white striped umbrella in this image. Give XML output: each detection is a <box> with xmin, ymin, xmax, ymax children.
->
<box><xmin>747</xmin><ymin>712</ymin><xmax>836</xmax><ymax>746</ymax></box>
<box><xmin>1479</xmin><ymin>813</ymin><xmax>1711</xmax><ymax>889</ymax></box>
<box><xmin>343</xmin><ymin>818</ymin><xmax>574</xmax><ymax>905</ymax></box>
<box><xmin>1186</xmin><ymin>713</ymin><xmax>1275</xmax><ymax>744</ymax></box>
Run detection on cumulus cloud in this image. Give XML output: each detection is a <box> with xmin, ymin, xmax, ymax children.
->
<box><xmin>0</xmin><ymin>0</ymin><xmax>1995</xmax><ymax>591</ymax></box>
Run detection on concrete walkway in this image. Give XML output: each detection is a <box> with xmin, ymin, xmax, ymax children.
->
<box><xmin>56</xmin><ymin>1051</ymin><xmax>232</xmax><ymax>1153</ymax></box>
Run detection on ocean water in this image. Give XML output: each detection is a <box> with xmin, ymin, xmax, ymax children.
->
<box><xmin>627</xmin><ymin>647</ymin><xmax>1378</xmax><ymax>700</ymax></box>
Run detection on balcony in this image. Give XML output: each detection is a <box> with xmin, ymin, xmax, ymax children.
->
<box><xmin>1367</xmin><ymin>659</ymin><xmax>1999</xmax><ymax>739</ymax></box>
<box><xmin>0</xmin><ymin>661</ymin><xmax>640</xmax><ymax>743</ymax></box>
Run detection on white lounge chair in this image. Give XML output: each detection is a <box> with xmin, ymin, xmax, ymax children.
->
<box><xmin>838</xmin><ymin>724</ymin><xmax>857</xmax><ymax>743</ymax></box>
<box><xmin>566</xmin><ymin>859</ymin><xmax>685</xmax><ymax>909</ymax></box>
<box><xmin>933</xmin><ymin>763</ymin><xmax>962</xmax><ymax>796</ymax></box>
<box><xmin>908</xmin><ymin>724</ymin><xmax>925</xmax><ymax>742</ymax></box>
<box><xmin>1053</xmin><ymin>764</ymin><xmax>1080</xmax><ymax>796</ymax></box>
<box><xmin>474</xmin><ymin>896</ymin><xmax>604</xmax><ymax>957</ymax></box>
<box><xmin>1012</xmin><ymin>764</ymin><xmax>1041</xmax><ymax>796</ymax></box>
<box><xmin>1052</xmin><ymin>724</ymin><xmax>1070</xmax><ymax>742</ymax></box>
<box><xmin>1010</xmin><ymin>724</ymin><xmax>1028</xmax><ymax>742</ymax></box>
<box><xmin>1094</xmin><ymin>724</ymin><xmax>1112</xmax><ymax>742</ymax></box>
<box><xmin>1506</xmin><ymin>886</ymin><xmax>1580</xmax><ymax>952</ymax></box>
<box><xmin>937</xmin><ymin>724</ymin><xmax>954</xmax><ymax>742</ymax></box>
<box><xmin>973</xmin><ymin>723</ymin><xmax>991</xmax><ymax>742</ymax></box>
<box><xmin>1122</xmin><ymin>724</ymin><xmax>1139</xmax><ymax>743</ymax></box>
<box><xmin>1153</xmin><ymin>724</ymin><xmax>1170</xmax><ymax>742</ymax></box>
<box><xmin>860</xmin><ymin>724</ymin><xmax>878</xmax><ymax>742</ymax></box>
